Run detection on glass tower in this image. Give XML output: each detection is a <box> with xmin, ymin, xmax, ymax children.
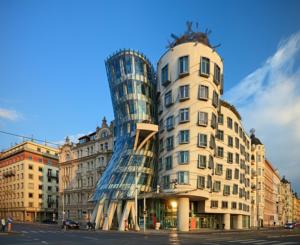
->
<box><xmin>92</xmin><ymin>50</ymin><xmax>157</xmax><ymax>203</ymax></box>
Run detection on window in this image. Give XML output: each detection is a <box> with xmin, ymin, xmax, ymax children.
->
<box><xmin>217</xmin><ymin>147</ymin><xmax>224</xmax><ymax>158</ymax></box>
<box><xmin>29</xmin><ymin>193</ymin><xmax>33</xmax><ymax>198</ymax></box>
<box><xmin>163</xmin><ymin>175</ymin><xmax>170</xmax><ymax>189</ymax></box>
<box><xmin>209</xmin><ymin>134</ymin><xmax>216</xmax><ymax>149</ymax></box>
<box><xmin>215</xmin><ymin>164</ymin><xmax>223</xmax><ymax>176</ymax></box>
<box><xmin>197</xmin><ymin>155</ymin><xmax>207</xmax><ymax>169</ymax></box>
<box><xmin>216</xmin><ymin>130</ymin><xmax>224</xmax><ymax>141</ymax></box>
<box><xmin>123</xmin><ymin>55</ymin><xmax>132</xmax><ymax>75</ymax></box>
<box><xmin>212</xmin><ymin>91</ymin><xmax>219</xmax><ymax>108</ymax></box>
<box><xmin>198</xmin><ymin>85</ymin><xmax>209</xmax><ymax>100</ymax></box>
<box><xmin>38</xmin><ymin>167</ymin><xmax>43</xmax><ymax>172</ymax></box>
<box><xmin>207</xmin><ymin>175</ymin><xmax>212</xmax><ymax>189</ymax></box>
<box><xmin>179</xmin><ymin>85</ymin><xmax>189</xmax><ymax>101</ymax></box>
<box><xmin>200</xmin><ymin>57</ymin><xmax>210</xmax><ymax>76</ymax></box>
<box><xmin>198</xmin><ymin>111</ymin><xmax>208</xmax><ymax>126</ymax></box>
<box><xmin>211</xmin><ymin>113</ymin><xmax>217</xmax><ymax>129</ymax></box>
<box><xmin>29</xmin><ymin>165</ymin><xmax>33</xmax><ymax>170</ymax></box>
<box><xmin>211</xmin><ymin>200</ymin><xmax>218</xmax><ymax>208</ymax></box>
<box><xmin>213</xmin><ymin>181</ymin><xmax>221</xmax><ymax>192</ymax></box>
<box><xmin>226</xmin><ymin>169</ymin><xmax>232</xmax><ymax>180</ymax></box>
<box><xmin>227</xmin><ymin>117</ymin><xmax>233</xmax><ymax>129</ymax></box>
<box><xmin>177</xmin><ymin>171</ymin><xmax>189</xmax><ymax>184</ymax></box>
<box><xmin>48</xmin><ymin>186</ymin><xmax>52</xmax><ymax>191</ymax></box>
<box><xmin>208</xmin><ymin>155</ymin><xmax>214</xmax><ymax>169</ymax></box>
<box><xmin>233</xmin><ymin>184</ymin><xmax>238</xmax><ymax>194</ymax></box>
<box><xmin>128</xmin><ymin>100</ymin><xmax>136</xmax><ymax>114</ymax></box>
<box><xmin>159</xmin><ymin>138</ymin><xmax>164</xmax><ymax>152</ymax></box>
<box><xmin>165</xmin><ymin>156</ymin><xmax>173</xmax><ymax>170</ymax></box>
<box><xmin>29</xmin><ymin>174</ymin><xmax>33</xmax><ymax>179</ymax></box>
<box><xmin>39</xmin><ymin>185</ymin><xmax>43</xmax><ymax>190</ymax></box>
<box><xmin>165</xmin><ymin>90</ymin><xmax>173</xmax><ymax>107</ymax></box>
<box><xmin>228</xmin><ymin>136</ymin><xmax>233</xmax><ymax>147</ymax></box>
<box><xmin>232</xmin><ymin>202</ymin><xmax>237</xmax><ymax>209</ymax></box>
<box><xmin>214</xmin><ymin>64</ymin><xmax>221</xmax><ymax>85</ymax></box>
<box><xmin>135</xmin><ymin>56</ymin><xmax>144</xmax><ymax>75</ymax></box>
<box><xmin>161</xmin><ymin>64</ymin><xmax>170</xmax><ymax>86</ymax></box>
<box><xmin>166</xmin><ymin>136</ymin><xmax>174</xmax><ymax>151</ymax></box>
<box><xmin>179</xmin><ymin>56</ymin><xmax>189</xmax><ymax>75</ymax></box>
<box><xmin>197</xmin><ymin>176</ymin><xmax>205</xmax><ymax>189</ymax></box>
<box><xmin>179</xmin><ymin>108</ymin><xmax>189</xmax><ymax>123</ymax></box>
<box><xmin>198</xmin><ymin>134</ymin><xmax>207</xmax><ymax>147</ymax></box>
<box><xmin>227</xmin><ymin>152</ymin><xmax>233</xmax><ymax>163</ymax></box>
<box><xmin>234</xmin><ymin>169</ymin><xmax>239</xmax><ymax>180</ymax></box>
<box><xmin>222</xmin><ymin>201</ymin><xmax>228</xmax><ymax>209</ymax></box>
<box><xmin>178</xmin><ymin>151</ymin><xmax>189</xmax><ymax>164</ymax></box>
<box><xmin>179</xmin><ymin>130</ymin><xmax>189</xmax><ymax>144</ymax></box>
<box><xmin>234</xmin><ymin>122</ymin><xmax>239</xmax><ymax>133</ymax></box>
<box><xmin>218</xmin><ymin>114</ymin><xmax>224</xmax><ymax>124</ymax></box>
<box><xmin>166</xmin><ymin>115</ymin><xmax>174</xmax><ymax>131</ymax></box>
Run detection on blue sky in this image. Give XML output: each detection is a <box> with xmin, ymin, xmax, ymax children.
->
<box><xmin>1</xmin><ymin>1</ymin><xmax>300</xmax><ymax>191</ymax></box>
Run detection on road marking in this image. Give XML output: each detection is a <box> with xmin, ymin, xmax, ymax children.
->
<box><xmin>240</xmin><ymin>240</ymin><xmax>267</xmax><ymax>244</ymax></box>
<box><xmin>255</xmin><ymin>242</ymin><xmax>279</xmax><ymax>245</ymax></box>
<box><xmin>41</xmin><ymin>241</ymin><xmax>48</xmax><ymax>244</ymax></box>
<box><xmin>272</xmin><ymin>243</ymin><xmax>298</xmax><ymax>245</ymax></box>
<box><xmin>229</xmin><ymin>239</ymin><xmax>258</xmax><ymax>243</ymax></box>
<box><xmin>22</xmin><ymin>230</ymin><xmax>29</xmax><ymax>233</ymax></box>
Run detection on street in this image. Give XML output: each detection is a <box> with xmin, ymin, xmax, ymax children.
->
<box><xmin>0</xmin><ymin>223</ymin><xmax>300</xmax><ymax>245</ymax></box>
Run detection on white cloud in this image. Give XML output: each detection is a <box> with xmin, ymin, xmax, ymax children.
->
<box><xmin>0</xmin><ymin>108</ymin><xmax>20</xmax><ymax>121</ymax></box>
<box><xmin>224</xmin><ymin>31</ymin><xmax>300</xmax><ymax>194</ymax></box>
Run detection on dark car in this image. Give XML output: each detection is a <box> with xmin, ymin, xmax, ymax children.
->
<box><xmin>284</xmin><ymin>223</ymin><xmax>295</xmax><ymax>229</ymax></box>
<box><xmin>63</xmin><ymin>220</ymin><xmax>80</xmax><ymax>229</ymax></box>
<box><xmin>42</xmin><ymin>219</ymin><xmax>58</xmax><ymax>224</ymax></box>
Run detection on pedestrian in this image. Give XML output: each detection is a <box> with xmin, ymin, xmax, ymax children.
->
<box><xmin>7</xmin><ymin>217</ymin><xmax>13</xmax><ymax>232</ymax></box>
<box><xmin>1</xmin><ymin>218</ymin><xmax>6</xmax><ymax>232</ymax></box>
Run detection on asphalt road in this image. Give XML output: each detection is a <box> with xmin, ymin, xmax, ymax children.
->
<box><xmin>0</xmin><ymin>223</ymin><xmax>300</xmax><ymax>245</ymax></box>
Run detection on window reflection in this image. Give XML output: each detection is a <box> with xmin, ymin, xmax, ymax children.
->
<box><xmin>135</xmin><ymin>56</ymin><xmax>144</xmax><ymax>75</ymax></box>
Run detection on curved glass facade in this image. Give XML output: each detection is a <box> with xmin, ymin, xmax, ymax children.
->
<box><xmin>92</xmin><ymin>50</ymin><xmax>157</xmax><ymax>202</ymax></box>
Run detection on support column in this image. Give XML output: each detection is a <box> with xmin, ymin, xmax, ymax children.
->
<box><xmin>177</xmin><ymin>197</ymin><xmax>189</xmax><ymax>232</ymax></box>
<box><xmin>237</xmin><ymin>214</ymin><xmax>243</xmax><ymax>229</ymax></box>
<box><xmin>102</xmin><ymin>202</ymin><xmax>117</xmax><ymax>230</ymax></box>
<box><xmin>223</xmin><ymin>213</ymin><xmax>230</xmax><ymax>230</ymax></box>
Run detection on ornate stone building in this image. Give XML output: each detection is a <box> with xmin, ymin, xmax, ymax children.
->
<box><xmin>58</xmin><ymin>118</ymin><xmax>113</xmax><ymax>224</ymax></box>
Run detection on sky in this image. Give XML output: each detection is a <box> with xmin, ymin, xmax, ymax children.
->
<box><xmin>1</xmin><ymin>0</ymin><xmax>300</xmax><ymax>192</ymax></box>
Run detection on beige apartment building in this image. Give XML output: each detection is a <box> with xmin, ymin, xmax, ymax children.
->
<box><xmin>250</xmin><ymin>133</ymin><xmax>265</xmax><ymax>228</ymax></box>
<box><xmin>293</xmin><ymin>195</ymin><xmax>300</xmax><ymax>222</ymax></box>
<box><xmin>263</xmin><ymin>159</ymin><xmax>281</xmax><ymax>227</ymax></box>
<box><xmin>156</xmin><ymin>32</ymin><xmax>251</xmax><ymax>231</ymax></box>
<box><xmin>58</xmin><ymin>118</ymin><xmax>113</xmax><ymax>224</ymax></box>
<box><xmin>0</xmin><ymin>141</ymin><xmax>59</xmax><ymax>222</ymax></box>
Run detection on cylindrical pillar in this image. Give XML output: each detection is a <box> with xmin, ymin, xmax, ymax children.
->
<box><xmin>223</xmin><ymin>213</ymin><xmax>230</xmax><ymax>230</ymax></box>
<box><xmin>237</xmin><ymin>214</ymin><xmax>243</xmax><ymax>229</ymax></box>
<box><xmin>177</xmin><ymin>198</ymin><xmax>189</xmax><ymax>231</ymax></box>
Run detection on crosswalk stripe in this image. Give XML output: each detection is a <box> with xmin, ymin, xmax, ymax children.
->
<box><xmin>272</xmin><ymin>242</ymin><xmax>298</xmax><ymax>245</ymax></box>
<box><xmin>255</xmin><ymin>242</ymin><xmax>279</xmax><ymax>245</ymax></box>
<box><xmin>229</xmin><ymin>239</ymin><xmax>258</xmax><ymax>243</ymax></box>
<box><xmin>240</xmin><ymin>240</ymin><xmax>267</xmax><ymax>244</ymax></box>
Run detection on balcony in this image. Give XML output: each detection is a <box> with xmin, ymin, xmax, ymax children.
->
<box><xmin>3</xmin><ymin>170</ymin><xmax>16</xmax><ymax>178</ymax></box>
<box><xmin>47</xmin><ymin>172</ymin><xmax>58</xmax><ymax>179</ymax></box>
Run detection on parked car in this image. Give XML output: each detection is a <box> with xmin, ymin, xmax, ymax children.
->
<box><xmin>42</xmin><ymin>219</ymin><xmax>58</xmax><ymax>224</ymax></box>
<box><xmin>294</xmin><ymin>222</ymin><xmax>300</xmax><ymax>228</ymax></box>
<box><xmin>284</xmin><ymin>223</ymin><xmax>295</xmax><ymax>229</ymax></box>
<box><xmin>62</xmin><ymin>220</ymin><xmax>80</xmax><ymax>229</ymax></box>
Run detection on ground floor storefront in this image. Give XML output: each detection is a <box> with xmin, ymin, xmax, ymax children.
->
<box><xmin>136</xmin><ymin>198</ymin><xmax>250</xmax><ymax>231</ymax></box>
<box><xmin>0</xmin><ymin>208</ymin><xmax>58</xmax><ymax>222</ymax></box>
